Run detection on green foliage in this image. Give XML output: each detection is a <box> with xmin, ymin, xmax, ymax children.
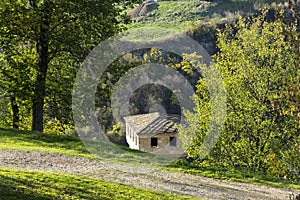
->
<box><xmin>179</xmin><ymin>9</ymin><xmax>300</xmax><ymax>180</ymax></box>
<box><xmin>44</xmin><ymin>118</ymin><xmax>74</xmax><ymax>136</ymax></box>
<box><xmin>0</xmin><ymin>168</ymin><xmax>200</xmax><ymax>200</ymax></box>
<box><xmin>0</xmin><ymin>43</ymin><xmax>36</xmax><ymax>129</ymax></box>
<box><xmin>106</xmin><ymin>122</ymin><xmax>126</xmax><ymax>145</ymax></box>
<box><xmin>95</xmin><ymin>48</ymin><xmax>182</xmax><ymax>132</ymax></box>
<box><xmin>0</xmin><ymin>0</ymin><xmax>137</xmax><ymax>132</ymax></box>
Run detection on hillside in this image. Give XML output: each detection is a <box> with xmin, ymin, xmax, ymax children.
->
<box><xmin>128</xmin><ymin>0</ymin><xmax>284</xmax><ymax>30</ymax></box>
<box><xmin>127</xmin><ymin>0</ymin><xmax>295</xmax><ymax>55</ymax></box>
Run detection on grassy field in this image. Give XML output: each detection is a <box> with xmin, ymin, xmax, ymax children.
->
<box><xmin>0</xmin><ymin>168</ymin><xmax>201</xmax><ymax>200</ymax></box>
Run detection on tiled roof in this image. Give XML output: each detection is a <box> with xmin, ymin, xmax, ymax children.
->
<box><xmin>123</xmin><ymin>112</ymin><xmax>179</xmax><ymax>135</ymax></box>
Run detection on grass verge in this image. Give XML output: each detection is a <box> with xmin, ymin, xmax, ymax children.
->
<box><xmin>0</xmin><ymin>127</ymin><xmax>93</xmax><ymax>159</ymax></box>
<box><xmin>167</xmin><ymin>161</ymin><xmax>300</xmax><ymax>191</ymax></box>
<box><xmin>0</xmin><ymin>168</ymin><xmax>202</xmax><ymax>200</ymax></box>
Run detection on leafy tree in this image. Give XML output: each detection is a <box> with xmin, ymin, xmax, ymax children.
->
<box><xmin>180</xmin><ymin>9</ymin><xmax>299</xmax><ymax>179</ymax></box>
<box><xmin>0</xmin><ymin>0</ymin><xmax>137</xmax><ymax>132</ymax></box>
<box><xmin>0</xmin><ymin>43</ymin><xmax>36</xmax><ymax>129</ymax></box>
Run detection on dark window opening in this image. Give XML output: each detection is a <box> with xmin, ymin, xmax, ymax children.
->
<box><xmin>151</xmin><ymin>138</ymin><xmax>158</xmax><ymax>147</ymax></box>
<box><xmin>170</xmin><ymin>137</ymin><xmax>176</xmax><ymax>146</ymax></box>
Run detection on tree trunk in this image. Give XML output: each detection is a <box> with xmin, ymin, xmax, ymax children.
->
<box><xmin>10</xmin><ymin>96</ymin><xmax>20</xmax><ymax>129</ymax></box>
<box><xmin>31</xmin><ymin>6</ymin><xmax>50</xmax><ymax>132</ymax></box>
<box><xmin>32</xmin><ymin>69</ymin><xmax>47</xmax><ymax>132</ymax></box>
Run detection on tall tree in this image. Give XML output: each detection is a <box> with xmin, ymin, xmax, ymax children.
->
<box><xmin>0</xmin><ymin>0</ymin><xmax>136</xmax><ymax>132</ymax></box>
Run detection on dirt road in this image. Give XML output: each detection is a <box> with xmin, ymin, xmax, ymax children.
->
<box><xmin>0</xmin><ymin>149</ymin><xmax>297</xmax><ymax>200</ymax></box>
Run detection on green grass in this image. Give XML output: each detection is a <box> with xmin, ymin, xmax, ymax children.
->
<box><xmin>120</xmin><ymin>26</ymin><xmax>179</xmax><ymax>42</ymax></box>
<box><xmin>0</xmin><ymin>127</ymin><xmax>94</xmax><ymax>159</ymax></box>
<box><xmin>0</xmin><ymin>127</ymin><xmax>174</xmax><ymax>167</ymax></box>
<box><xmin>127</xmin><ymin>0</ymin><xmax>284</xmax><ymax>31</ymax></box>
<box><xmin>167</xmin><ymin>160</ymin><xmax>300</xmax><ymax>191</ymax></box>
<box><xmin>0</xmin><ymin>168</ymin><xmax>202</xmax><ymax>200</ymax></box>
<box><xmin>129</xmin><ymin>1</ymin><xmax>215</xmax><ymax>30</ymax></box>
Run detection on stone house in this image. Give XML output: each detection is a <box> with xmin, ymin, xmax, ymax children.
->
<box><xmin>124</xmin><ymin>112</ymin><xmax>184</xmax><ymax>157</ymax></box>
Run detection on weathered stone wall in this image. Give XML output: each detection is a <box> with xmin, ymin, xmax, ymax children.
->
<box><xmin>138</xmin><ymin>133</ymin><xmax>183</xmax><ymax>156</ymax></box>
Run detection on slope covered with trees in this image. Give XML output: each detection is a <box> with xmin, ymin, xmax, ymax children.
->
<box><xmin>179</xmin><ymin>7</ymin><xmax>299</xmax><ymax>180</ymax></box>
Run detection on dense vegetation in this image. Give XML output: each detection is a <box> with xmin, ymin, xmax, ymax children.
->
<box><xmin>179</xmin><ymin>8</ymin><xmax>300</xmax><ymax>180</ymax></box>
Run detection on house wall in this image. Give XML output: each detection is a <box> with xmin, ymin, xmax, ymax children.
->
<box><xmin>138</xmin><ymin>132</ymin><xmax>179</xmax><ymax>153</ymax></box>
<box><xmin>125</xmin><ymin>123</ymin><xmax>184</xmax><ymax>157</ymax></box>
<box><xmin>126</xmin><ymin>124</ymin><xmax>139</xmax><ymax>150</ymax></box>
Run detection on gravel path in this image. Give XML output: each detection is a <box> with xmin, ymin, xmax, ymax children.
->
<box><xmin>0</xmin><ymin>149</ymin><xmax>298</xmax><ymax>200</ymax></box>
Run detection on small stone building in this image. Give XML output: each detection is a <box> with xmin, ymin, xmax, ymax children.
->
<box><xmin>124</xmin><ymin>112</ymin><xmax>184</xmax><ymax>157</ymax></box>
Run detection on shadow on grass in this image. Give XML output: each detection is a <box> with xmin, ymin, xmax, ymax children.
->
<box><xmin>0</xmin><ymin>175</ymin><xmax>53</xmax><ymax>200</ymax></box>
<box><xmin>0</xmin><ymin>168</ymin><xmax>200</xmax><ymax>200</ymax></box>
